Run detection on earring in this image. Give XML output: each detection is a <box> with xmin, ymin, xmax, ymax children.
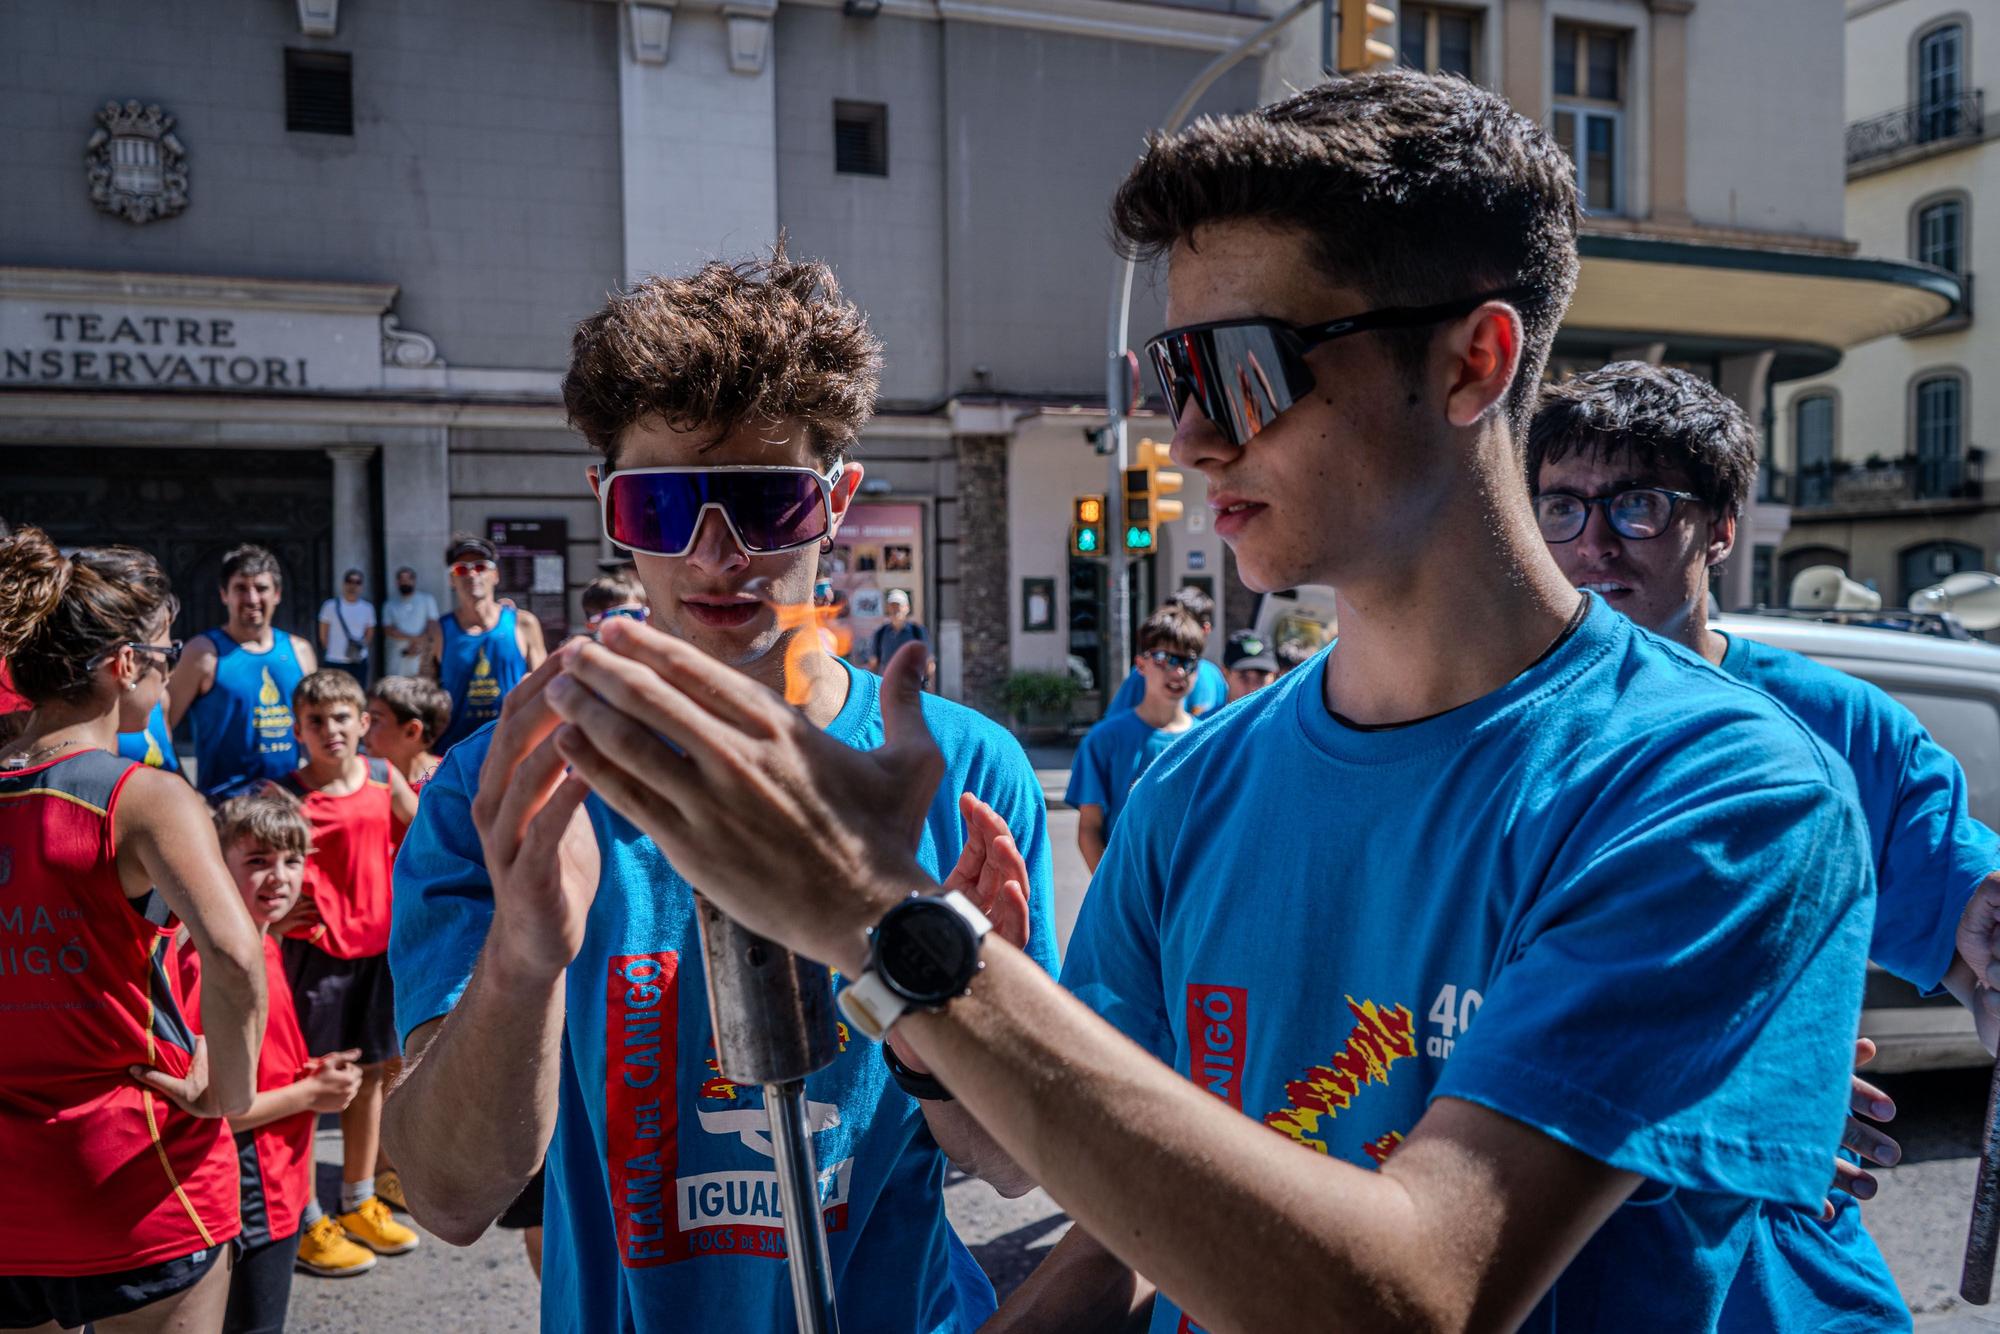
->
<box><xmin>125</xmin><ymin>681</ymin><xmax>139</xmax><ymax>692</ymax></box>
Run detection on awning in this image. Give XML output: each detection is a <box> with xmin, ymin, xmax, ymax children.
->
<box><xmin>1565</xmin><ymin>234</ymin><xmax>1959</xmax><ymax>375</ymax></box>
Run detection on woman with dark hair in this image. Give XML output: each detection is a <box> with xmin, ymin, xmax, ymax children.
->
<box><xmin>0</xmin><ymin>526</ymin><xmax>266</xmax><ymax>1334</ymax></box>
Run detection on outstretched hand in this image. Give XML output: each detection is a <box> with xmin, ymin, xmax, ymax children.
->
<box><xmin>1956</xmin><ymin>873</ymin><xmax>2000</xmax><ymax>1054</ymax></box>
<box><xmin>547</xmin><ymin>620</ymin><xmax>943</xmax><ymax>971</ymax></box>
<box><xmin>1824</xmin><ymin>1037</ymin><xmax>1899</xmax><ymax>1221</ymax></box>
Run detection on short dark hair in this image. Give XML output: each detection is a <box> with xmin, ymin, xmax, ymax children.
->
<box><xmin>1526</xmin><ymin>363</ymin><xmax>1758</xmax><ymax>519</ymax></box>
<box><xmin>582</xmin><ymin>570</ymin><xmax>647</xmax><ymax>618</ymax></box>
<box><xmin>1136</xmin><ymin>606</ymin><xmax>1205</xmax><ymax>659</ymax></box>
<box><xmin>1109</xmin><ymin>70</ymin><xmax>1579</xmax><ymax>439</ymax></box>
<box><xmin>564</xmin><ymin>245</ymin><xmax>882</xmax><ymax>469</ymax></box>
<box><xmin>1169</xmin><ymin>585</ymin><xmax>1215</xmax><ymax>629</ymax></box>
<box><xmin>214</xmin><ymin>790</ymin><xmax>313</xmax><ymax>858</ymax></box>
<box><xmin>219</xmin><ymin>544</ymin><xmax>282</xmax><ymax>589</ymax></box>
<box><xmin>370</xmin><ymin>674</ymin><xmax>451</xmax><ymax>747</ymax></box>
<box><xmin>294</xmin><ymin>668</ymin><xmax>367</xmax><ymax>715</ymax></box>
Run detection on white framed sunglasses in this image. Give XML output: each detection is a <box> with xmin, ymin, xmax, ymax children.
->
<box><xmin>596</xmin><ymin>462</ymin><xmax>846</xmax><ymax>558</ymax></box>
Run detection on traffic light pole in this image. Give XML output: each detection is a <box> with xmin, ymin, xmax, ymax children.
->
<box><xmin>1102</xmin><ymin>0</ymin><xmax>1320</xmax><ymax>679</ymax></box>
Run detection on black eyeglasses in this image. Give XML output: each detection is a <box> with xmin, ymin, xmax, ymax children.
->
<box><xmin>86</xmin><ymin>639</ymin><xmax>184</xmax><ymax>672</ymax></box>
<box><xmin>1142</xmin><ymin>649</ymin><xmax>1200</xmax><ymax>676</ymax></box>
<box><xmin>1534</xmin><ymin>488</ymin><xmax>1701</xmax><ymax>544</ymax></box>
<box><xmin>1145</xmin><ymin>286</ymin><xmax>1537</xmax><ymax>448</ymax></box>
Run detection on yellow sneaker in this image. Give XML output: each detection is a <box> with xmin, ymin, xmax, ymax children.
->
<box><xmin>376</xmin><ymin>1169</ymin><xmax>408</xmax><ymax>1212</ymax></box>
<box><xmin>337</xmin><ymin>1196</ymin><xmax>421</xmax><ymax>1255</ymax></box>
<box><xmin>295</xmin><ymin>1214</ymin><xmax>378</xmax><ymax>1277</ymax></box>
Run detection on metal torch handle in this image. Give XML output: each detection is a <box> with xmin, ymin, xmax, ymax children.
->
<box><xmin>1961</xmin><ymin>1049</ymin><xmax>2000</xmax><ymax>1303</ymax></box>
<box><xmin>768</xmin><ymin>1078</ymin><xmax>842</xmax><ymax>1334</ymax></box>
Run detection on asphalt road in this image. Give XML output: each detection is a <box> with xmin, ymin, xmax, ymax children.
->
<box><xmin>292</xmin><ymin>794</ymin><xmax>2000</xmax><ymax>1330</ymax></box>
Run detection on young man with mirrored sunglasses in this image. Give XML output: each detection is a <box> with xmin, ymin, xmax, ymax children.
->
<box><xmin>381</xmin><ymin>249</ymin><xmax>1059</xmax><ymax>1333</ymax></box>
<box><xmin>1531</xmin><ymin>360</ymin><xmax>2000</xmax><ymax>1331</ymax></box>
<box><xmin>533</xmin><ymin>71</ymin><xmax>1880</xmax><ymax>1333</ymax></box>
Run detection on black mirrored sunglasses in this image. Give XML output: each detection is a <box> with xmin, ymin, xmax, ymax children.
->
<box><xmin>1145</xmin><ymin>286</ymin><xmax>1537</xmax><ymax>448</ymax></box>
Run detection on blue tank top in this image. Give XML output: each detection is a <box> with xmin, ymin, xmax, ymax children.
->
<box><xmin>116</xmin><ymin>701</ymin><xmax>181</xmax><ymax>773</ymax></box>
<box><xmin>188</xmin><ymin>628</ymin><xmax>305</xmax><ymax>799</ymax></box>
<box><xmin>437</xmin><ymin>606</ymin><xmax>529</xmax><ymax>753</ymax></box>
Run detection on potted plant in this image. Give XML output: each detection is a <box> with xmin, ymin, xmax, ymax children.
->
<box><xmin>1000</xmin><ymin>669</ymin><xmax>1081</xmax><ymax>741</ymax></box>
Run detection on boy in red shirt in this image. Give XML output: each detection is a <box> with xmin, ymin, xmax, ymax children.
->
<box><xmin>363</xmin><ymin>675</ymin><xmax>450</xmax><ymax>793</ymax></box>
<box><xmin>278</xmin><ymin>670</ymin><xmax>420</xmax><ymax>1260</ymax></box>
<box><xmin>176</xmin><ymin>792</ymin><xmax>375</xmax><ymax>1324</ymax></box>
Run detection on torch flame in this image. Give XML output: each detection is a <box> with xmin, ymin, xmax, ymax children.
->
<box><xmin>745</xmin><ymin>577</ymin><xmax>837</xmax><ymax>708</ymax></box>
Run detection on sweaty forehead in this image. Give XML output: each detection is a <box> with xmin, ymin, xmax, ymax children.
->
<box><xmin>1164</xmin><ymin>222</ymin><xmax>1354</xmax><ymax>329</ymax></box>
<box><xmin>614</xmin><ymin>414</ymin><xmax>818</xmax><ymax>470</ymax></box>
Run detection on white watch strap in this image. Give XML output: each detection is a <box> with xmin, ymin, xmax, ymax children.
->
<box><xmin>837</xmin><ymin>891</ymin><xmax>993</xmax><ymax>1042</ymax></box>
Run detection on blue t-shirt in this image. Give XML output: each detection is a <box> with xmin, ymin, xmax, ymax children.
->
<box><xmin>1107</xmin><ymin>657</ymin><xmax>1228</xmax><ymax>718</ymax></box>
<box><xmin>1063</xmin><ymin>709</ymin><xmax>1192</xmax><ymax>840</ymax></box>
<box><xmin>188</xmin><ymin>629</ymin><xmax>305</xmax><ymax>798</ymax></box>
<box><xmin>1061</xmin><ymin>601</ymin><xmax>1875</xmax><ymax>1333</ymax></box>
<box><xmin>1717</xmin><ymin>632</ymin><xmax>2000</xmax><ymax>1331</ymax></box>
<box><xmin>116</xmin><ymin>701</ymin><xmax>180</xmax><ymax>773</ymax></box>
<box><xmin>391</xmin><ymin>661</ymin><xmax>1059</xmax><ymax>1334</ymax></box>
<box><xmin>436</xmin><ymin>606</ymin><xmax>530</xmax><ymax>754</ymax></box>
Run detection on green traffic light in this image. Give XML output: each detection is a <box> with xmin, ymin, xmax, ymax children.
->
<box><xmin>1078</xmin><ymin>529</ymin><xmax>1099</xmax><ymax>552</ymax></box>
<box><xmin>1126</xmin><ymin>526</ymin><xmax>1151</xmax><ymax>549</ymax></box>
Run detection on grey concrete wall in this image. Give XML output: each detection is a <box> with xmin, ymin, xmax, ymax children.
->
<box><xmin>941</xmin><ymin>25</ymin><xmax>1261</xmax><ymax>398</ymax></box>
<box><xmin>3</xmin><ymin>0</ymin><xmax>622</xmax><ymax>371</ymax></box>
<box><xmin>775</xmin><ymin>9</ymin><xmax>947</xmax><ymax>409</ymax></box>
<box><xmin>448</xmin><ymin>426</ymin><xmax>603</xmax><ymax>628</ymax></box>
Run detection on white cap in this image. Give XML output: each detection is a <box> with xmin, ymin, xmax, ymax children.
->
<box><xmin>886</xmin><ymin>589</ymin><xmax>911</xmax><ymax>608</ymax></box>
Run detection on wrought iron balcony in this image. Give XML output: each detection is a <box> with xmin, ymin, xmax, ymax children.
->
<box><xmin>1847</xmin><ymin>91</ymin><xmax>1985</xmax><ymax>170</ymax></box>
<box><xmin>1793</xmin><ymin>451</ymin><xmax>1986</xmax><ymax>510</ymax></box>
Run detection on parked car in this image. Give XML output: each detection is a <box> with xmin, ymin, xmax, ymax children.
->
<box><xmin>1716</xmin><ymin>611</ymin><xmax>2000</xmax><ymax>1072</ymax></box>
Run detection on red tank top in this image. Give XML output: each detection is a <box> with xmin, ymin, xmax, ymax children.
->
<box><xmin>284</xmin><ymin>759</ymin><xmax>396</xmax><ymax>958</ymax></box>
<box><xmin>0</xmin><ymin>749</ymin><xmax>240</xmax><ymax>1273</ymax></box>
<box><xmin>177</xmin><ymin>934</ymin><xmax>313</xmax><ymax>1243</ymax></box>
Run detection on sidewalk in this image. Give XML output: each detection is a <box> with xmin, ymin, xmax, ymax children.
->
<box><xmin>1024</xmin><ymin>741</ymin><xmax>1074</xmax><ymax>805</ymax></box>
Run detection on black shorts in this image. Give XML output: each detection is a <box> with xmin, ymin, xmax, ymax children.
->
<box><xmin>496</xmin><ymin>1165</ymin><xmax>546</xmax><ymax>1230</ymax></box>
<box><xmin>281</xmin><ymin>940</ymin><xmax>400</xmax><ymax>1065</ymax></box>
<box><xmin>0</xmin><ymin>1244</ymin><xmax>223</xmax><ymax>1329</ymax></box>
<box><xmin>225</xmin><ymin>1232</ymin><xmax>296</xmax><ymax>1334</ymax></box>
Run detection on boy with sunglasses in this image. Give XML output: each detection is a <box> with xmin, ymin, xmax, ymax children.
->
<box><xmin>1531</xmin><ymin>361</ymin><xmax>2000</xmax><ymax>1329</ymax></box>
<box><xmin>537</xmin><ymin>73</ymin><xmax>1882</xmax><ymax>1332</ymax></box>
<box><xmin>423</xmin><ymin>534</ymin><xmax>546</xmax><ymax>754</ymax></box>
<box><xmin>1066</xmin><ymin>606</ymin><xmax>1202</xmax><ymax>872</ymax></box>
<box><xmin>382</xmin><ymin>250</ymin><xmax>1058</xmax><ymax>1333</ymax></box>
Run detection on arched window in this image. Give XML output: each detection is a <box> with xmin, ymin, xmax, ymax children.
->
<box><xmin>1917</xmin><ymin>22</ymin><xmax>1966</xmax><ymax>141</ymax></box>
<box><xmin>1915</xmin><ymin>196</ymin><xmax>1967</xmax><ymax>274</ymax></box>
<box><xmin>1793</xmin><ymin>394</ymin><xmax>1836</xmax><ymax>504</ymax></box>
<box><xmin>1901</xmin><ymin>540</ymin><xmax>1982</xmax><ymax>605</ymax></box>
<box><xmin>1912</xmin><ymin>373</ymin><xmax>1966</xmax><ymax>498</ymax></box>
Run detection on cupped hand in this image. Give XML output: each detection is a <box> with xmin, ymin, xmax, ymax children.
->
<box><xmin>1824</xmin><ymin>1037</ymin><xmax>1899</xmax><ymax>1221</ymax></box>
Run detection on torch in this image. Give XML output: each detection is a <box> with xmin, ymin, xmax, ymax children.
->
<box><xmin>1962</xmin><ymin>1050</ymin><xmax>2000</xmax><ymax>1303</ymax></box>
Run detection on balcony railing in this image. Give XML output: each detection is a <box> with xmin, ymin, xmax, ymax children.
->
<box><xmin>1847</xmin><ymin>91</ymin><xmax>1985</xmax><ymax>168</ymax></box>
<box><xmin>1792</xmin><ymin>451</ymin><xmax>1986</xmax><ymax>510</ymax></box>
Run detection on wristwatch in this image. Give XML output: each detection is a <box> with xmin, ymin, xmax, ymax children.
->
<box><xmin>837</xmin><ymin>890</ymin><xmax>992</xmax><ymax>1041</ymax></box>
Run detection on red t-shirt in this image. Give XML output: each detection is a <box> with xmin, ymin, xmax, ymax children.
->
<box><xmin>177</xmin><ymin>933</ymin><xmax>314</xmax><ymax>1243</ymax></box>
<box><xmin>0</xmin><ymin>750</ymin><xmax>240</xmax><ymax>1273</ymax></box>
<box><xmin>284</xmin><ymin>759</ymin><xmax>397</xmax><ymax>959</ymax></box>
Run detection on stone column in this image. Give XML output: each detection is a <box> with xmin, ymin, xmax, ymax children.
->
<box><xmin>1717</xmin><ymin>350</ymin><xmax>1779</xmax><ymax>611</ymax></box>
<box><xmin>1502</xmin><ymin>0</ymin><xmax>1547</xmax><ymax>124</ymax></box>
<box><xmin>955</xmin><ymin>434</ymin><xmax>1011</xmax><ymax>720</ymax></box>
<box><xmin>1647</xmin><ymin>0</ymin><xmax>1695</xmax><ymax>226</ymax></box>
<box><xmin>326</xmin><ymin>445</ymin><xmax>377</xmax><ymax>590</ymax></box>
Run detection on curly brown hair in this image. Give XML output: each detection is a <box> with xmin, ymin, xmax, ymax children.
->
<box><xmin>563</xmin><ymin>246</ymin><xmax>882</xmax><ymax>468</ymax></box>
<box><xmin>1109</xmin><ymin>70</ymin><xmax>1579</xmax><ymax>441</ymax></box>
<box><xmin>214</xmin><ymin>789</ymin><xmax>314</xmax><ymax>858</ymax></box>
<box><xmin>0</xmin><ymin>526</ymin><xmax>178</xmax><ymax>704</ymax></box>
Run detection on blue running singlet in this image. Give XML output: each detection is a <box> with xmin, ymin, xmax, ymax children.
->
<box><xmin>188</xmin><ymin>629</ymin><xmax>305</xmax><ymax>800</ymax></box>
<box><xmin>116</xmin><ymin>701</ymin><xmax>181</xmax><ymax>773</ymax></box>
<box><xmin>437</xmin><ymin>606</ymin><xmax>529</xmax><ymax>753</ymax></box>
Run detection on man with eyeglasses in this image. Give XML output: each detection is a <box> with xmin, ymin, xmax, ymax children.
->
<box><xmin>382</xmin><ymin>250</ymin><xmax>1058</xmax><ymax>1333</ymax></box>
<box><xmin>1066</xmin><ymin>606</ymin><xmax>1202</xmax><ymax>872</ymax></box>
<box><xmin>1530</xmin><ymin>360</ymin><xmax>2000</xmax><ymax>1330</ymax></box>
<box><xmin>421</xmin><ymin>534</ymin><xmax>546</xmax><ymax>755</ymax></box>
<box><xmin>168</xmin><ymin>543</ymin><xmax>319</xmax><ymax>801</ymax></box>
<box><xmin>530</xmin><ymin>73</ymin><xmax>1884</xmax><ymax>1332</ymax></box>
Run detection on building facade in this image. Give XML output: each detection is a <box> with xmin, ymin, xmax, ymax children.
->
<box><xmin>1772</xmin><ymin>0</ymin><xmax>1993</xmax><ymax>608</ymax></box>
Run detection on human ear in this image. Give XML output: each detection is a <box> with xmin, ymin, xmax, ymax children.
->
<box><xmin>1441</xmin><ymin>302</ymin><xmax>1524</xmax><ymax>429</ymax></box>
<box><xmin>1707</xmin><ymin>509</ymin><xmax>1738</xmax><ymax>567</ymax></box>
<box><xmin>827</xmin><ymin>461</ymin><xmax>864</xmax><ymax>534</ymax></box>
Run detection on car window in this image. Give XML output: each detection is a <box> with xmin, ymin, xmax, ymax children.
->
<box><xmin>1897</xmin><ymin>690</ymin><xmax>2000</xmax><ymax>826</ymax></box>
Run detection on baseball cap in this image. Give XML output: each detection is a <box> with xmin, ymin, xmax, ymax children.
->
<box><xmin>1223</xmin><ymin>630</ymin><xmax>1277</xmax><ymax>674</ymax></box>
<box><xmin>446</xmin><ymin>532</ymin><xmax>498</xmax><ymax>564</ymax></box>
<box><xmin>885</xmin><ymin>589</ymin><xmax>911</xmax><ymax>608</ymax></box>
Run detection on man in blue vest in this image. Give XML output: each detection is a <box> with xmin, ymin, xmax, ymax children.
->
<box><xmin>167</xmin><ymin>543</ymin><xmax>318</xmax><ymax>800</ymax></box>
<box><xmin>422</xmin><ymin>534</ymin><xmax>545</xmax><ymax>754</ymax></box>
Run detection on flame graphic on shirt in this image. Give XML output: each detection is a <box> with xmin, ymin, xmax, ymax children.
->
<box><xmin>468</xmin><ymin>645</ymin><xmax>501</xmax><ymax>706</ymax></box>
<box><xmin>253</xmin><ymin>667</ymin><xmax>293</xmax><ymax>740</ymax></box>
<box><xmin>258</xmin><ymin>668</ymin><xmax>281</xmax><ymax>706</ymax></box>
<box><xmin>1263</xmin><ymin>997</ymin><xmax>1417</xmax><ymax>1153</ymax></box>
<box><xmin>141</xmin><ymin>730</ymin><xmax>163</xmax><ymax>766</ymax></box>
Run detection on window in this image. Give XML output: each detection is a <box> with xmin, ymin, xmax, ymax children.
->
<box><xmin>1551</xmin><ymin>24</ymin><xmax>1625</xmax><ymax>214</ymax></box>
<box><xmin>1794</xmin><ymin>394</ymin><xmax>1836</xmax><ymax>504</ymax></box>
<box><xmin>1900</xmin><ymin>540</ymin><xmax>1982</xmax><ymax>604</ymax></box>
<box><xmin>1916</xmin><ymin>197</ymin><xmax>1966</xmax><ymax>274</ymax></box>
<box><xmin>285</xmin><ymin>49</ymin><xmax>353</xmax><ymax>136</ymax></box>
<box><xmin>1917</xmin><ymin>23</ymin><xmax>1965</xmax><ymax>142</ymax></box>
<box><xmin>833</xmin><ymin>100</ymin><xmax>887</xmax><ymax>177</ymax></box>
<box><xmin>1913</xmin><ymin>373</ymin><xmax>1965</xmax><ymax>498</ymax></box>
<box><xmin>1399</xmin><ymin>5</ymin><xmax>1479</xmax><ymax>80</ymax></box>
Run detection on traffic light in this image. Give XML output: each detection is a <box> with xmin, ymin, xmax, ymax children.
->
<box><xmin>1121</xmin><ymin>439</ymin><xmax>1184</xmax><ymax>554</ymax></box>
<box><xmin>1070</xmin><ymin>493</ymin><xmax>1106</xmax><ymax>557</ymax></box>
<box><xmin>1337</xmin><ymin>0</ymin><xmax>1394</xmax><ymax>72</ymax></box>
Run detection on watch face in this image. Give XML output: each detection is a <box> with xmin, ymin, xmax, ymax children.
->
<box><xmin>879</xmin><ymin>899</ymin><xmax>976</xmax><ymax>1003</ymax></box>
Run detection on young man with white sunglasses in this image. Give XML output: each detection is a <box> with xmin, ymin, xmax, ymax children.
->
<box><xmin>381</xmin><ymin>251</ymin><xmax>1058</xmax><ymax>1332</ymax></box>
<box><xmin>421</xmin><ymin>533</ymin><xmax>546</xmax><ymax>754</ymax></box>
